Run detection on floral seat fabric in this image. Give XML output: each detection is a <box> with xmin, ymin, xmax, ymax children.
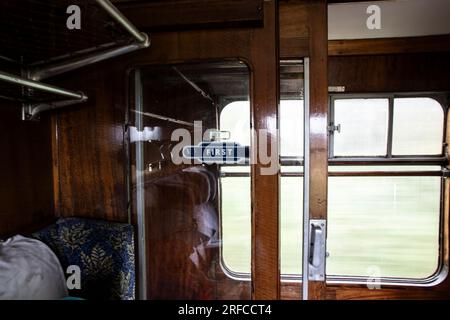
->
<box><xmin>32</xmin><ymin>217</ymin><xmax>135</xmax><ymax>300</ymax></box>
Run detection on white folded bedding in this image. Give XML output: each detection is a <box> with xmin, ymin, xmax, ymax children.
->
<box><xmin>0</xmin><ymin>235</ymin><xmax>68</xmax><ymax>300</ymax></box>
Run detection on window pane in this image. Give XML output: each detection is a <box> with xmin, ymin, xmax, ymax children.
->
<box><xmin>220</xmin><ymin>100</ymin><xmax>252</xmax><ymax>277</ymax></box>
<box><xmin>392</xmin><ymin>98</ymin><xmax>444</xmax><ymax>155</ymax></box>
<box><xmin>221</xmin><ymin>171</ymin><xmax>442</xmax><ymax>280</ymax></box>
<box><xmin>220</xmin><ymin>100</ymin><xmax>303</xmax><ymax>156</ymax></box>
<box><xmin>280</xmin><ymin>176</ymin><xmax>303</xmax><ymax>275</ymax></box>
<box><xmin>220</xmin><ymin>101</ymin><xmax>250</xmax><ymax>146</ymax></box>
<box><xmin>327</xmin><ymin>176</ymin><xmax>441</xmax><ymax>279</ymax></box>
<box><xmin>221</xmin><ymin>177</ymin><xmax>251</xmax><ymax>274</ymax></box>
<box><xmin>221</xmin><ymin>175</ymin><xmax>304</xmax><ymax>276</ymax></box>
<box><xmin>334</xmin><ymin>99</ymin><xmax>389</xmax><ymax>156</ymax></box>
<box><xmin>280</xmin><ymin>100</ymin><xmax>304</xmax><ymax>157</ymax></box>
<box><xmin>136</xmin><ymin>62</ymin><xmax>252</xmax><ymax>299</ymax></box>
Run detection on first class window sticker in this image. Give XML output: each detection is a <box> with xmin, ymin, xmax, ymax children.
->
<box><xmin>182</xmin><ymin>141</ymin><xmax>249</xmax><ymax>165</ymax></box>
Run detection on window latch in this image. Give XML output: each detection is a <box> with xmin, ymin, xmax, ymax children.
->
<box><xmin>328</xmin><ymin>123</ymin><xmax>341</xmax><ymax>134</ymax></box>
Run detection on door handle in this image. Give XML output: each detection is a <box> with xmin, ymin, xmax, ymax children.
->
<box><xmin>309</xmin><ymin>225</ymin><xmax>323</xmax><ymax>267</ymax></box>
<box><xmin>308</xmin><ymin>219</ymin><xmax>326</xmax><ymax>281</ymax></box>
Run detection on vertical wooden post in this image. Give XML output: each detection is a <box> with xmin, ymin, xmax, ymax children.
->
<box><xmin>307</xmin><ymin>0</ymin><xmax>328</xmax><ymax>300</ymax></box>
<box><xmin>251</xmin><ymin>0</ymin><xmax>280</xmax><ymax>300</ymax></box>
<box><xmin>51</xmin><ymin>114</ymin><xmax>61</xmax><ymax>218</ymax></box>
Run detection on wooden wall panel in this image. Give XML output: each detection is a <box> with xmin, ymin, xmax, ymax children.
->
<box><xmin>329</xmin><ymin>52</ymin><xmax>450</xmax><ymax>93</ymax></box>
<box><xmin>250</xmin><ymin>0</ymin><xmax>280</xmax><ymax>299</ymax></box>
<box><xmin>306</xmin><ymin>0</ymin><xmax>328</xmax><ymax>300</ymax></box>
<box><xmin>279</xmin><ymin>52</ymin><xmax>450</xmax><ymax>299</ymax></box>
<box><xmin>51</xmin><ymin>63</ymin><xmax>128</xmax><ymax>222</ymax></box>
<box><xmin>127</xmin><ymin>65</ymin><xmax>254</xmax><ymax>300</ymax></box>
<box><xmin>50</xmin><ymin>0</ymin><xmax>280</xmax><ymax>300</ymax></box>
<box><xmin>0</xmin><ymin>103</ymin><xmax>55</xmax><ymax>238</ymax></box>
<box><xmin>123</xmin><ymin>1</ymin><xmax>280</xmax><ymax>300</ymax></box>
<box><xmin>278</xmin><ymin>0</ymin><xmax>450</xmax><ymax>301</ymax></box>
<box><xmin>329</xmin><ymin>35</ymin><xmax>450</xmax><ymax>56</ymax></box>
<box><xmin>324</xmin><ymin>53</ymin><xmax>450</xmax><ymax>300</ymax></box>
<box><xmin>46</xmin><ymin>0</ymin><xmax>450</xmax><ymax>300</ymax></box>
<box><xmin>118</xmin><ymin>0</ymin><xmax>264</xmax><ymax>32</ymax></box>
<box><xmin>279</xmin><ymin>1</ymin><xmax>309</xmax><ymax>58</ymax></box>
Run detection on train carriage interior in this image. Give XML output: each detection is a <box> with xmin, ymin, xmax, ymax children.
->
<box><xmin>1</xmin><ymin>0</ymin><xmax>450</xmax><ymax>302</ymax></box>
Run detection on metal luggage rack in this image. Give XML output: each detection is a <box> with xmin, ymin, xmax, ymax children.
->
<box><xmin>0</xmin><ymin>0</ymin><xmax>150</xmax><ymax>120</ymax></box>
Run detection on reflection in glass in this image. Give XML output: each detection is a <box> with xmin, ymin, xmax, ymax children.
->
<box><xmin>131</xmin><ymin>61</ymin><xmax>252</xmax><ymax>299</ymax></box>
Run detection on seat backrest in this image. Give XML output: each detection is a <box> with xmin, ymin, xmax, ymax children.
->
<box><xmin>32</xmin><ymin>217</ymin><xmax>135</xmax><ymax>300</ymax></box>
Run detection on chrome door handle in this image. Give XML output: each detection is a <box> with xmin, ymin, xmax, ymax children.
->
<box><xmin>308</xmin><ymin>219</ymin><xmax>326</xmax><ymax>281</ymax></box>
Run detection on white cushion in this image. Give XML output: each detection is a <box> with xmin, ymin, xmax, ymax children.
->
<box><xmin>0</xmin><ymin>235</ymin><xmax>68</xmax><ymax>300</ymax></box>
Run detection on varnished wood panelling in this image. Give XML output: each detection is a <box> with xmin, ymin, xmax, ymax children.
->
<box><xmin>50</xmin><ymin>0</ymin><xmax>280</xmax><ymax>300</ymax></box>
<box><xmin>118</xmin><ymin>0</ymin><xmax>264</xmax><ymax>32</ymax></box>
<box><xmin>137</xmin><ymin>168</ymin><xmax>252</xmax><ymax>300</ymax></box>
<box><xmin>46</xmin><ymin>0</ymin><xmax>450</xmax><ymax>301</ymax></box>
<box><xmin>53</xmin><ymin>63</ymin><xmax>128</xmax><ymax>222</ymax></box>
<box><xmin>280</xmin><ymin>3</ymin><xmax>450</xmax><ymax>58</ymax></box>
<box><xmin>124</xmin><ymin>3</ymin><xmax>281</xmax><ymax>300</ymax></box>
<box><xmin>329</xmin><ymin>53</ymin><xmax>450</xmax><ymax>93</ymax></box>
<box><xmin>282</xmin><ymin>279</ymin><xmax>450</xmax><ymax>300</ymax></box>
<box><xmin>144</xmin><ymin>172</ymin><xmax>215</xmax><ymax>299</ymax></box>
<box><xmin>307</xmin><ymin>0</ymin><xmax>328</xmax><ymax>300</ymax></box>
<box><xmin>329</xmin><ymin>35</ymin><xmax>450</xmax><ymax>56</ymax></box>
<box><xmin>51</xmin><ymin>115</ymin><xmax>60</xmax><ymax>217</ymax></box>
<box><xmin>250</xmin><ymin>0</ymin><xmax>280</xmax><ymax>299</ymax></box>
<box><xmin>129</xmin><ymin>74</ymin><xmax>250</xmax><ymax>299</ymax></box>
<box><xmin>0</xmin><ymin>103</ymin><xmax>54</xmax><ymax>238</ymax></box>
<box><xmin>279</xmin><ymin>1</ymin><xmax>309</xmax><ymax>58</ymax></box>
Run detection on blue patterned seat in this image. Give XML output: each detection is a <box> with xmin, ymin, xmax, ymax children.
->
<box><xmin>32</xmin><ymin>217</ymin><xmax>135</xmax><ymax>300</ymax></box>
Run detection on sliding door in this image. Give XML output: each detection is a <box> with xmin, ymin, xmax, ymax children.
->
<box><xmin>130</xmin><ymin>61</ymin><xmax>254</xmax><ymax>299</ymax></box>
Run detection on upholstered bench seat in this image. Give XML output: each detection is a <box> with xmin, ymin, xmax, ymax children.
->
<box><xmin>32</xmin><ymin>217</ymin><xmax>135</xmax><ymax>300</ymax></box>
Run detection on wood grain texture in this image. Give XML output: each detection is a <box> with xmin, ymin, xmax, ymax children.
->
<box><xmin>51</xmin><ymin>63</ymin><xmax>129</xmax><ymax>222</ymax></box>
<box><xmin>329</xmin><ymin>35</ymin><xmax>450</xmax><ymax>56</ymax></box>
<box><xmin>0</xmin><ymin>103</ymin><xmax>55</xmax><ymax>238</ymax></box>
<box><xmin>250</xmin><ymin>0</ymin><xmax>280</xmax><ymax>300</ymax></box>
<box><xmin>44</xmin><ymin>0</ymin><xmax>450</xmax><ymax>300</ymax></box>
<box><xmin>279</xmin><ymin>8</ymin><xmax>450</xmax><ymax>298</ymax></box>
<box><xmin>282</xmin><ymin>280</ymin><xmax>450</xmax><ymax>300</ymax></box>
<box><xmin>329</xmin><ymin>52</ymin><xmax>450</xmax><ymax>93</ymax></box>
<box><xmin>118</xmin><ymin>0</ymin><xmax>264</xmax><ymax>32</ymax></box>
<box><xmin>279</xmin><ymin>54</ymin><xmax>450</xmax><ymax>300</ymax></box>
<box><xmin>306</xmin><ymin>0</ymin><xmax>328</xmax><ymax>300</ymax></box>
<box><xmin>143</xmin><ymin>172</ymin><xmax>217</xmax><ymax>299</ymax></box>
<box><xmin>48</xmin><ymin>0</ymin><xmax>280</xmax><ymax>299</ymax></box>
<box><xmin>128</xmin><ymin>62</ymin><xmax>253</xmax><ymax>299</ymax></box>
<box><xmin>128</xmin><ymin>3</ymin><xmax>280</xmax><ymax>299</ymax></box>
<box><xmin>51</xmin><ymin>114</ymin><xmax>60</xmax><ymax>217</ymax></box>
<box><xmin>280</xmin><ymin>4</ymin><xmax>450</xmax><ymax>59</ymax></box>
<box><xmin>279</xmin><ymin>1</ymin><xmax>309</xmax><ymax>58</ymax></box>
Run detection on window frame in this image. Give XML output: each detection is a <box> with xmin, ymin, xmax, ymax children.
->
<box><xmin>219</xmin><ymin>93</ymin><xmax>450</xmax><ymax>287</ymax></box>
<box><xmin>326</xmin><ymin>92</ymin><xmax>449</xmax><ymax>287</ymax></box>
<box><xmin>329</xmin><ymin>92</ymin><xmax>448</xmax><ymax>162</ymax></box>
